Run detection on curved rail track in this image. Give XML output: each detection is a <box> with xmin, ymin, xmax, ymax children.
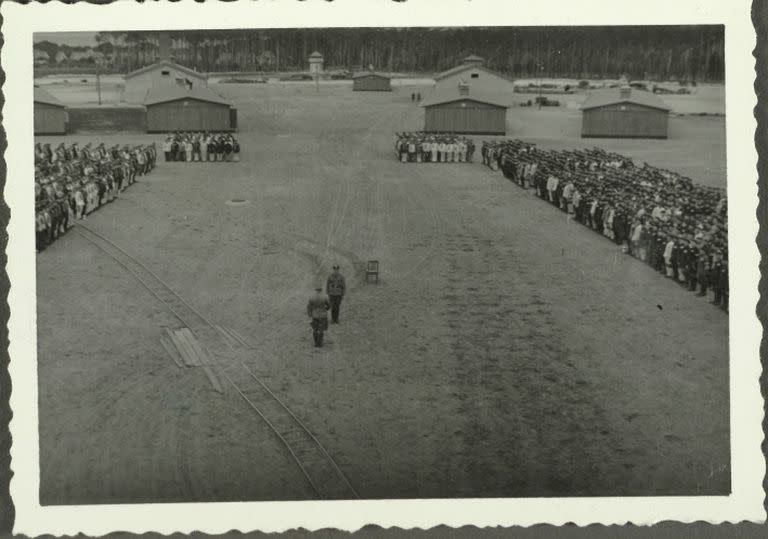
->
<box><xmin>74</xmin><ymin>223</ymin><xmax>360</xmax><ymax>501</ymax></box>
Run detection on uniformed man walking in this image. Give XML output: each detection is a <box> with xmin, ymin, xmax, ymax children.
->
<box><xmin>326</xmin><ymin>264</ymin><xmax>346</xmax><ymax>324</ymax></box>
<box><xmin>307</xmin><ymin>287</ymin><xmax>330</xmax><ymax>348</ymax></box>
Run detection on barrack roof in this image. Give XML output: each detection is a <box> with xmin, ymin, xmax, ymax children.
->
<box><xmin>144</xmin><ymin>85</ymin><xmax>231</xmax><ymax>106</ymax></box>
<box><xmin>34</xmin><ymin>86</ymin><xmax>65</xmax><ymax>107</ymax></box>
<box><xmin>420</xmin><ymin>86</ymin><xmax>509</xmax><ymax>108</ymax></box>
<box><xmin>581</xmin><ymin>87</ymin><xmax>671</xmax><ymax>112</ymax></box>
<box><xmin>434</xmin><ymin>64</ymin><xmax>515</xmax><ymax>83</ymax></box>
<box><xmin>352</xmin><ymin>71</ymin><xmax>391</xmax><ymax>79</ymax></box>
<box><xmin>125</xmin><ymin>59</ymin><xmax>207</xmax><ymax>81</ymax></box>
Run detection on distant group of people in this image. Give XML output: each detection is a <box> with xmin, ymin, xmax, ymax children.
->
<box><xmin>162</xmin><ymin>132</ymin><xmax>241</xmax><ymax>162</ymax></box>
<box><xmin>34</xmin><ymin>141</ymin><xmax>156</xmax><ymax>253</ymax></box>
<box><xmin>394</xmin><ymin>132</ymin><xmax>476</xmax><ymax>164</ymax></box>
<box><xmin>484</xmin><ymin>139</ymin><xmax>729</xmax><ymax>311</ymax></box>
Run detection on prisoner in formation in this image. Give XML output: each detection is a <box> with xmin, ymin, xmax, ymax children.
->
<box><xmin>394</xmin><ymin>132</ymin><xmax>476</xmax><ymax>163</ymax></box>
<box><xmin>34</xmin><ymin>142</ymin><xmax>156</xmax><ymax>253</ymax></box>
<box><xmin>487</xmin><ymin>139</ymin><xmax>729</xmax><ymax>311</ymax></box>
<box><xmin>162</xmin><ymin>132</ymin><xmax>241</xmax><ymax>162</ymax></box>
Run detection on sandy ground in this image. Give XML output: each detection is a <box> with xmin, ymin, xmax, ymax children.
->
<box><xmin>35</xmin><ymin>83</ymin><xmax>729</xmax><ymax>504</ymax></box>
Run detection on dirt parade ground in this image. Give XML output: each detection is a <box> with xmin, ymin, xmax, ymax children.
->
<box><xmin>35</xmin><ymin>82</ymin><xmax>729</xmax><ymax>504</ymax></box>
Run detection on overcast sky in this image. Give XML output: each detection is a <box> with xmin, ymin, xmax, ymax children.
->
<box><xmin>34</xmin><ymin>32</ymin><xmax>99</xmax><ymax>46</ymax></box>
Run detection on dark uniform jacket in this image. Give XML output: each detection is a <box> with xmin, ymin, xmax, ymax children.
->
<box><xmin>696</xmin><ymin>254</ymin><xmax>709</xmax><ymax>282</ymax></box>
<box><xmin>326</xmin><ymin>272</ymin><xmax>346</xmax><ymax>297</ymax></box>
<box><xmin>718</xmin><ymin>263</ymin><xmax>729</xmax><ymax>294</ymax></box>
<box><xmin>307</xmin><ymin>294</ymin><xmax>330</xmax><ymax>320</ymax></box>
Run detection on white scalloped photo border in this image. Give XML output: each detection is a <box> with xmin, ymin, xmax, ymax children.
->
<box><xmin>4</xmin><ymin>0</ymin><xmax>763</xmax><ymax>534</ymax></box>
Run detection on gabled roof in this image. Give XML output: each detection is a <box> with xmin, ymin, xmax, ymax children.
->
<box><xmin>125</xmin><ymin>59</ymin><xmax>207</xmax><ymax>81</ymax></box>
<box><xmin>34</xmin><ymin>86</ymin><xmax>65</xmax><ymax>107</ymax></box>
<box><xmin>352</xmin><ymin>71</ymin><xmax>390</xmax><ymax>80</ymax></box>
<box><xmin>420</xmin><ymin>86</ymin><xmax>509</xmax><ymax>109</ymax></box>
<box><xmin>309</xmin><ymin>51</ymin><xmax>323</xmax><ymax>59</ymax></box>
<box><xmin>581</xmin><ymin>88</ymin><xmax>670</xmax><ymax>112</ymax></box>
<box><xmin>434</xmin><ymin>64</ymin><xmax>515</xmax><ymax>83</ymax></box>
<box><xmin>144</xmin><ymin>86</ymin><xmax>231</xmax><ymax>107</ymax></box>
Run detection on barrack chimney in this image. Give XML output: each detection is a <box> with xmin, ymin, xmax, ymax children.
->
<box><xmin>462</xmin><ymin>54</ymin><xmax>485</xmax><ymax>67</ymax></box>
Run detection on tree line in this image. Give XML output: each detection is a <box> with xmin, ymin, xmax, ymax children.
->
<box><xmin>70</xmin><ymin>26</ymin><xmax>724</xmax><ymax>82</ymax></box>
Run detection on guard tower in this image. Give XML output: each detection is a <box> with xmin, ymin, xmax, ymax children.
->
<box><xmin>308</xmin><ymin>51</ymin><xmax>324</xmax><ymax>75</ymax></box>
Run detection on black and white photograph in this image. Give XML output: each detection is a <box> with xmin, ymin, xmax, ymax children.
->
<box><xmin>4</xmin><ymin>0</ymin><xmax>764</xmax><ymax>534</ymax></box>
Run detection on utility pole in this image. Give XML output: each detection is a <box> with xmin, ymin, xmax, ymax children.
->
<box><xmin>538</xmin><ymin>61</ymin><xmax>544</xmax><ymax>109</ymax></box>
<box><xmin>96</xmin><ymin>61</ymin><xmax>102</xmax><ymax>105</ymax></box>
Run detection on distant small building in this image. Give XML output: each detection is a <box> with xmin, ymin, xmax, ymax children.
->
<box><xmin>54</xmin><ymin>51</ymin><xmax>69</xmax><ymax>64</ymax></box>
<box><xmin>421</xmin><ymin>83</ymin><xmax>508</xmax><ymax>135</ymax></box>
<box><xmin>352</xmin><ymin>72</ymin><xmax>392</xmax><ymax>92</ymax></box>
<box><xmin>308</xmin><ymin>51</ymin><xmax>324</xmax><ymax>75</ymax></box>
<box><xmin>34</xmin><ymin>86</ymin><xmax>68</xmax><ymax>135</ymax></box>
<box><xmin>123</xmin><ymin>59</ymin><xmax>208</xmax><ymax>104</ymax></box>
<box><xmin>144</xmin><ymin>86</ymin><xmax>236</xmax><ymax>133</ymax></box>
<box><xmin>581</xmin><ymin>87</ymin><xmax>670</xmax><ymax>139</ymax></box>
<box><xmin>433</xmin><ymin>54</ymin><xmax>515</xmax><ymax>96</ymax></box>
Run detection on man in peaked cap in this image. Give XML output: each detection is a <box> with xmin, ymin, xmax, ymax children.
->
<box><xmin>326</xmin><ymin>264</ymin><xmax>347</xmax><ymax>324</ymax></box>
<box><xmin>465</xmin><ymin>138</ymin><xmax>475</xmax><ymax>163</ymax></box>
<box><xmin>710</xmin><ymin>249</ymin><xmax>724</xmax><ymax>306</ymax></box>
<box><xmin>307</xmin><ymin>286</ymin><xmax>331</xmax><ymax>348</ymax></box>
<box><xmin>719</xmin><ymin>257</ymin><xmax>729</xmax><ymax>312</ymax></box>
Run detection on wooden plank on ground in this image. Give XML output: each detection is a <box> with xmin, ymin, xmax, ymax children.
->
<box><xmin>173</xmin><ymin>328</ymin><xmax>223</xmax><ymax>393</ymax></box>
<box><xmin>202</xmin><ymin>365</ymin><xmax>224</xmax><ymax>393</ymax></box>
<box><xmin>184</xmin><ymin>328</ymin><xmax>211</xmax><ymax>365</ymax></box>
<box><xmin>168</xmin><ymin>328</ymin><xmax>198</xmax><ymax>367</ymax></box>
<box><xmin>164</xmin><ymin>328</ymin><xmax>189</xmax><ymax>366</ymax></box>
<box><xmin>183</xmin><ymin>329</ymin><xmax>224</xmax><ymax>394</ymax></box>
<box><xmin>168</xmin><ymin>328</ymin><xmax>194</xmax><ymax>367</ymax></box>
<box><xmin>177</xmin><ymin>328</ymin><xmax>204</xmax><ymax>367</ymax></box>
<box><xmin>201</xmin><ymin>364</ymin><xmax>224</xmax><ymax>393</ymax></box>
<box><xmin>159</xmin><ymin>336</ymin><xmax>184</xmax><ymax>369</ymax></box>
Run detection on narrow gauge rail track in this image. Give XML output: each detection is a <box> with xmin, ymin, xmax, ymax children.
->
<box><xmin>74</xmin><ymin>223</ymin><xmax>360</xmax><ymax>500</ymax></box>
